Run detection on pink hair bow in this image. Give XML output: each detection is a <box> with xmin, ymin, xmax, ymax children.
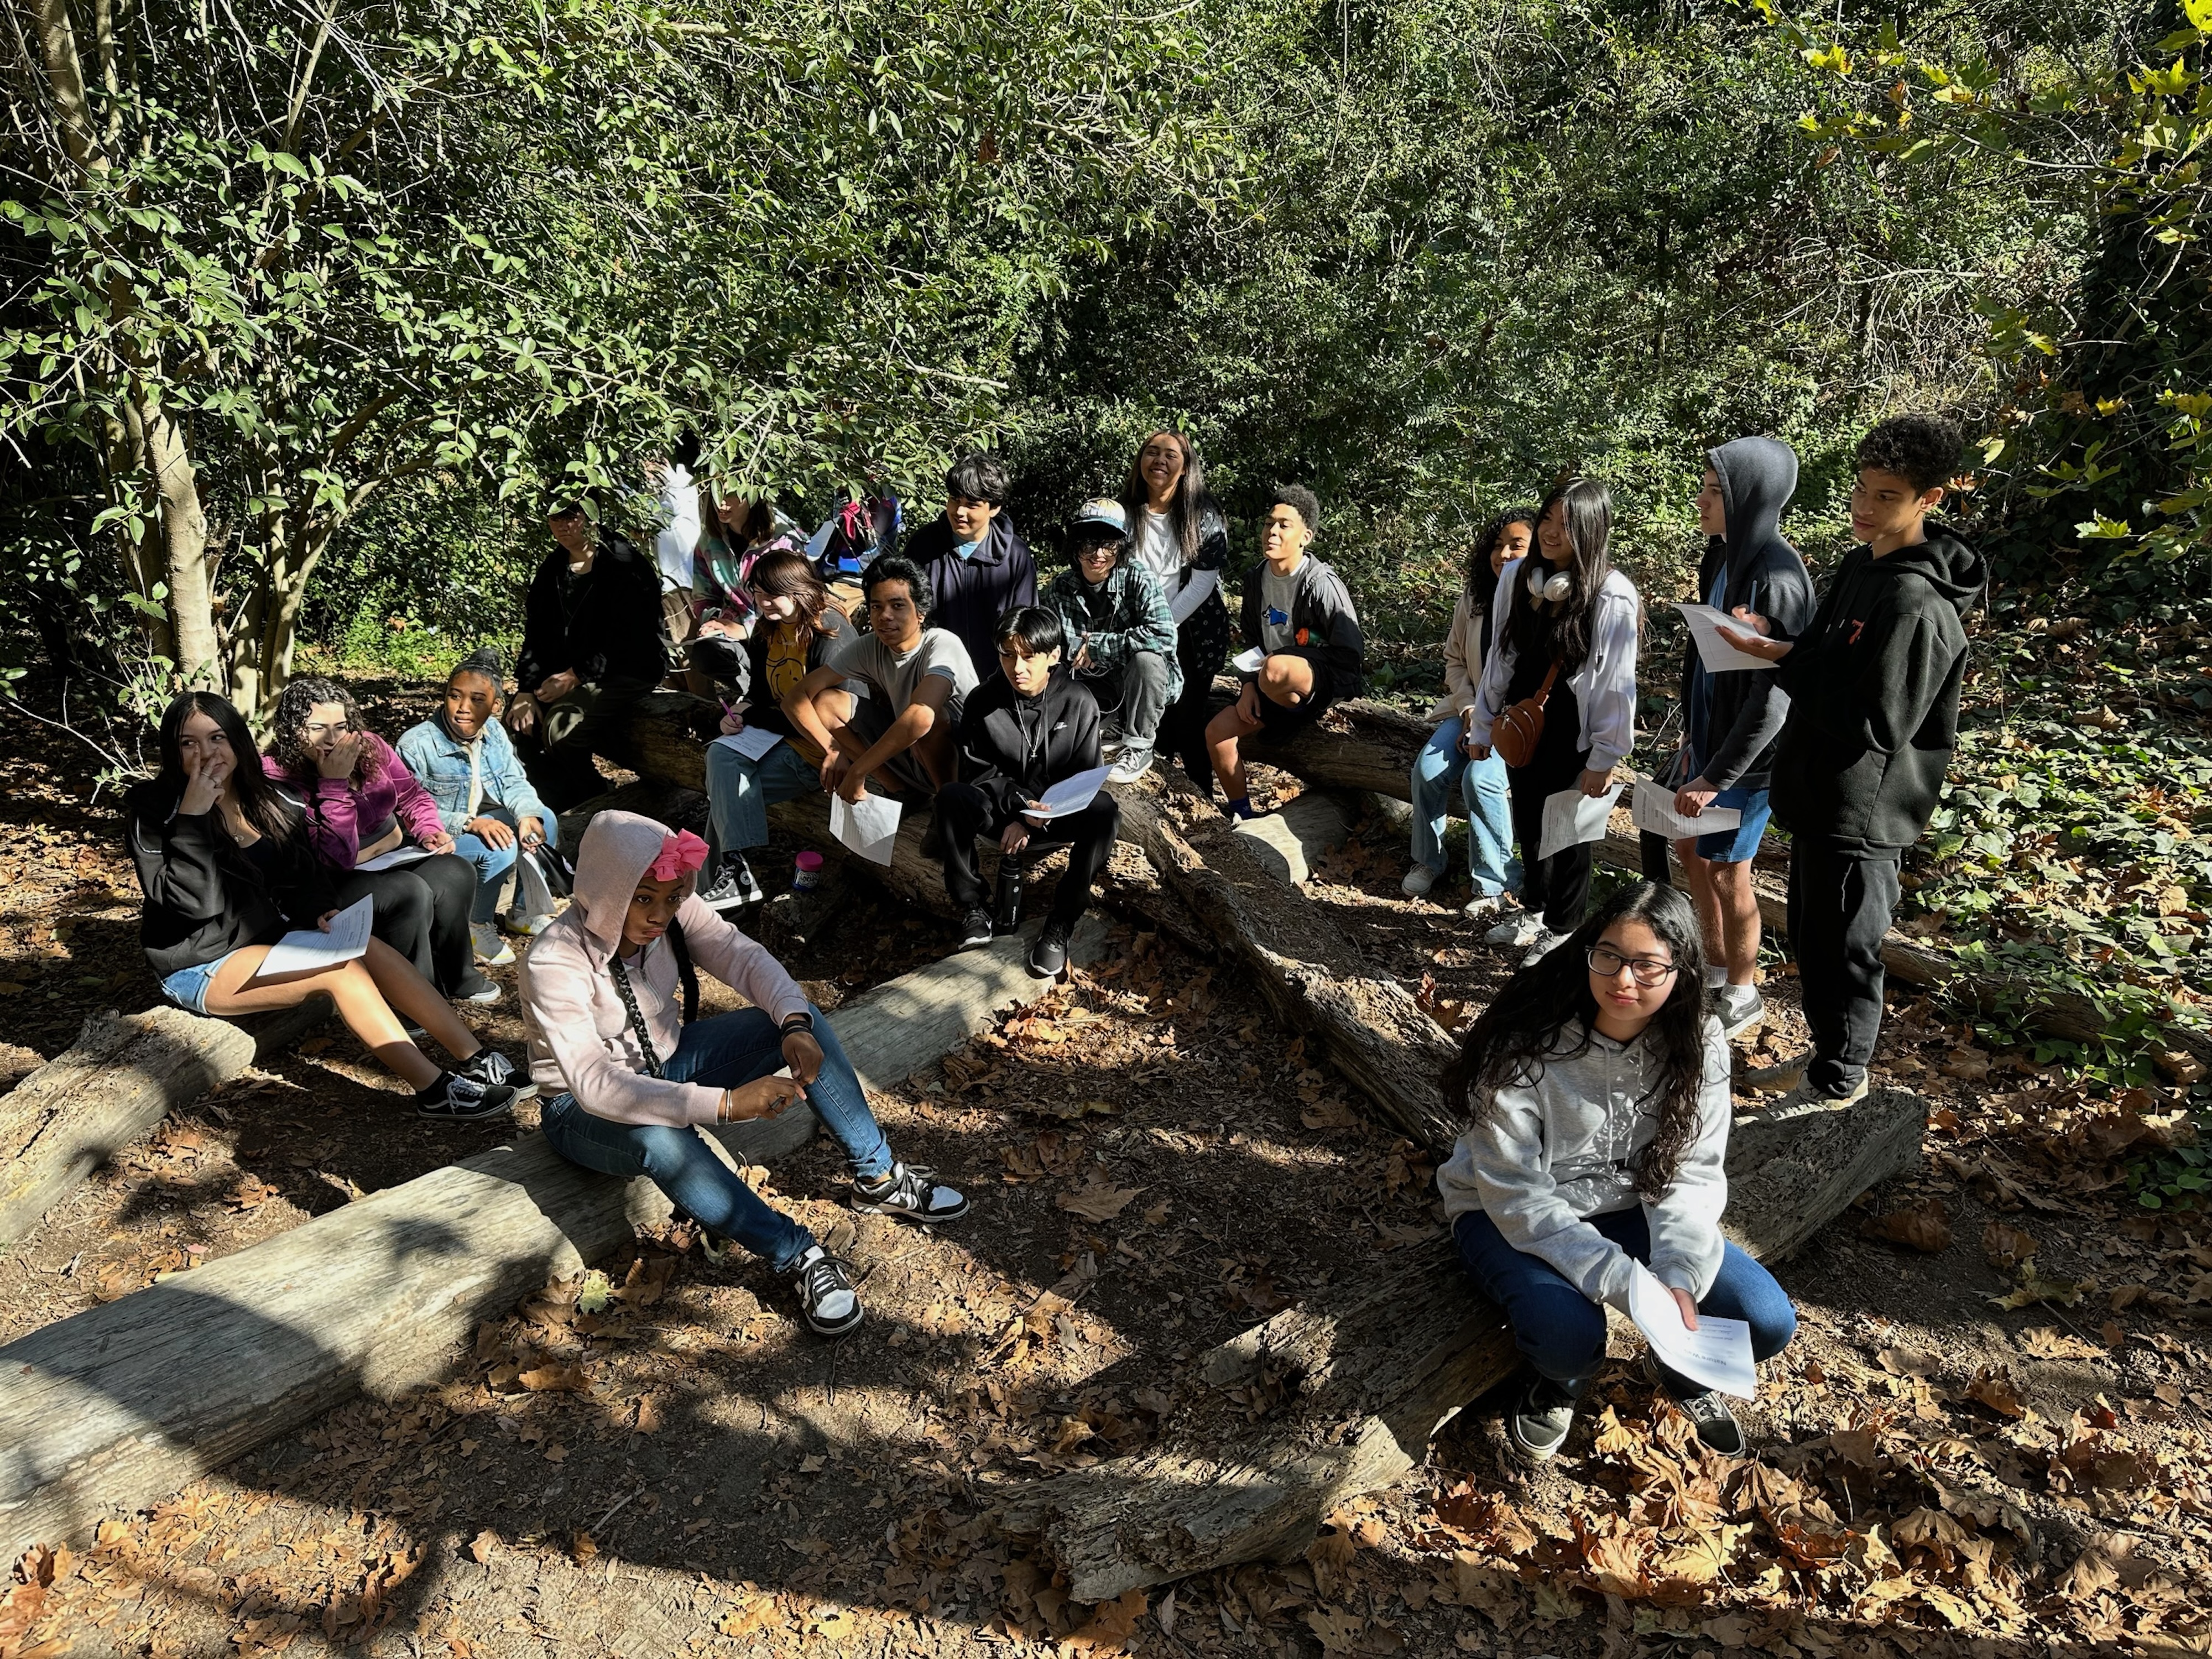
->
<box><xmin>648</xmin><ymin>830</ymin><xmax>708</xmax><ymax>883</ymax></box>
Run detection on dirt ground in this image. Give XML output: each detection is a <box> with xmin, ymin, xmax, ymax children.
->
<box><xmin>2</xmin><ymin>691</ymin><xmax>2209</xmax><ymax>1659</ymax></box>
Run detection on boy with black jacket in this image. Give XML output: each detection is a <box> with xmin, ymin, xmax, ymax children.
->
<box><xmin>1720</xmin><ymin>415</ymin><xmax>1984</xmax><ymax>1108</ymax></box>
<box><xmin>1668</xmin><ymin>437</ymin><xmax>1816</xmax><ymax>1040</ymax></box>
<box><xmin>1206</xmin><ymin>484</ymin><xmax>1364</xmax><ymax>818</ymax></box>
<box><xmin>937</xmin><ymin>607</ymin><xmax>1118</xmax><ymax>978</ymax></box>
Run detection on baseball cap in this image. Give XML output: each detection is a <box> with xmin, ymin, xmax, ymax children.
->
<box><xmin>1072</xmin><ymin>497</ymin><xmax>1129</xmax><ymax>538</ymax></box>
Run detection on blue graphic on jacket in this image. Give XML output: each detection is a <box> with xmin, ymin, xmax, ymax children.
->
<box><xmin>1265</xmin><ymin>605</ymin><xmax>1290</xmax><ymax>628</ymax></box>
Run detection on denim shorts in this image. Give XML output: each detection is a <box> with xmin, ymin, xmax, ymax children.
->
<box><xmin>160</xmin><ymin>948</ymin><xmax>246</xmax><ymax>1015</ymax></box>
<box><xmin>1697</xmin><ymin>785</ymin><xmax>1775</xmax><ymax>864</ymax></box>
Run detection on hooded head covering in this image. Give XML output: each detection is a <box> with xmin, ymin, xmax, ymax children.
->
<box><xmin>572</xmin><ymin>810</ymin><xmax>691</xmax><ymax>950</ymax></box>
<box><xmin>1707</xmin><ymin>437</ymin><xmax>1799</xmax><ymax>569</ymax></box>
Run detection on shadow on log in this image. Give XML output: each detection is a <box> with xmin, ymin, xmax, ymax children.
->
<box><xmin>0</xmin><ymin>919</ymin><xmax>1107</xmax><ymax>1558</ymax></box>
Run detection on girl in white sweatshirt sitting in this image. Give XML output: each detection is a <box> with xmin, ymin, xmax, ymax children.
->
<box><xmin>1437</xmin><ymin>881</ymin><xmax>1796</xmax><ymax>1462</ymax></box>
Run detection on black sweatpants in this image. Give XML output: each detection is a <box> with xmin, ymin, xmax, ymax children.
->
<box><xmin>330</xmin><ymin>853</ymin><xmax>487</xmax><ymax>999</ymax></box>
<box><xmin>936</xmin><ymin>785</ymin><xmax>1120</xmax><ymax>931</ymax></box>
<box><xmin>515</xmin><ymin>676</ymin><xmax>655</xmax><ymax>812</ymax></box>
<box><xmin>1786</xmin><ymin>834</ymin><xmax>1902</xmax><ymax>1095</ymax></box>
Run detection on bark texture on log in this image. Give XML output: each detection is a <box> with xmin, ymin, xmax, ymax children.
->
<box><xmin>0</xmin><ymin>920</ymin><xmax>1105</xmax><ymax>1557</ymax></box>
<box><xmin>0</xmin><ymin>999</ymin><xmax>331</xmax><ymax>1250</ymax></box>
<box><xmin>1009</xmin><ymin>1087</ymin><xmax>1928</xmax><ymax>1603</ymax></box>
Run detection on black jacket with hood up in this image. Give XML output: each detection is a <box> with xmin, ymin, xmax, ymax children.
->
<box><xmin>1678</xmin><ymin>436</ymin><xmax>1817</xmax><ymax>793</ymax></box>
<box><xmin>1768</xmin><ymin>524</ymin><xmax>1986</xmax><ymax>848</ymax></box>
<box><xmin>954</xmin><ymin>669</ymin><xmax>1102</xmax><ymax>820</ymax></box>
<box><xmin>514</xmin><ymin>530</ymin><xmax>667</xmax><ymax>693</ymax></box>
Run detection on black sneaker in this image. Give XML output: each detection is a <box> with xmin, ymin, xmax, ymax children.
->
<box><xmin>957</xmin><ymin>907</ymin><xmax>995</xmax><ymax>950</ymax></box>
<box><xmin>698</xmin><ymin>852</ymin><xmax>763</xmax><ymax>912</ymax></box>
<box><xmin>851</xmin><ymin>1161</ymin><xmax>971</xmax><ymax>1223</ymax></box>
<box><xmin>415</xmin><ymin>1070</ymin><xmax>518</xmax><ymax>1121</ymax></box>
<box><xmin>458</xmin><ymin>1047</ymin><xmax>538</xmax><ymax>1102</ymax></box>
<box><xmin>1507</xmin><ymin>1373</ymin><xmax>1575</xmax><ymax>1464</ymax></box>
<box><xmin>789</xmin><ymin>1244</ymin><xmax>862</xmax><ymax>1338</ymax></box>
<box><xmin>1645</xmin><ymin>1353</ymin><xmax>1748</xmax><ymax>1457</ymax></box>
<box><xmin>1027</xmin><ymin>922</ymin><xmax>1071</xmax><ymax>979</ymax></box>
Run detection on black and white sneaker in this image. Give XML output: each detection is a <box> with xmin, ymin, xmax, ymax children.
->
<box><xmin>1027</xmin><ymin>922</ymin><xmax>1071</xmax><ymax>979</ymax></box>
<box><xmin>458</xmin><ymin>1046</ymin><xmax>538</xmax><ymax>1102</ymax></box>
<box><xmin>790</xmin><ymin>1244</ymin><xmax>862</xmax><ymax>1338</ymax></box>
<box><xmin>1507</xmin><ymin>1373</ymin><xmax>1575</xmax><ymax>1464</ymax></box>
<box><xmin>698</xmin><ymin>852</ymin><xmax>763</xmax><ymax>911</ymax></box>
<box><xmin>1645</xmin><ymin>1354</ymin><xmax>1747</xmax><ymax>1457</ymax></box>
<box><xmin>851</xmin><ymin>1161</ymin><xmax>971</xmax><ymax>1223</ymax></box>
<box><xmin>957</xmin><ymin>907</ymin><xmax>995</xmax><ymax>950</ymax></box>
<box><xmin>415</xmin><ymin>1069</ymin><xmax>518</xmax><ymax>1121</ymax></box>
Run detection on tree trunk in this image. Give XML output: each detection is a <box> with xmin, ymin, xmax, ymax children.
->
<box><xmin>0</xmin><ymin>918</ymin><xmax>1108</xmax><ymax>1558</ymax></box>
<box><xmin>0</xmin><ymin>1000</ymin><xmax>332</xmax><ymax>1250</ymax></box>
<box><xmin>135</xmin><ymin>382</ymin><xmax>218</xmax><ymax>690</ymax></box>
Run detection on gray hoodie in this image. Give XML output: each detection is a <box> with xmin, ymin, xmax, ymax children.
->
<box><xmin>1436</xmin><ymin>1015</ymin><xmax>1733</xmax><ymax>1308</ymax></box>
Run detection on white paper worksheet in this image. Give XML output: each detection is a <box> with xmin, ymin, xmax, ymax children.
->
<box><xmin>1630</xmin><ymin>775</ymin><xmax>1743</xmax><ymax>843</ymax></box>
<box><xmin>253</xmin><ymin>895</ymin><xmax>374</xmax><ymax>979</ymax></box>
<box><xmin>830</xmin><ymin>791</ymin><xmax>901</xmax><ymax>866</ymax></box>
<box><xmin>354</xmin><ymin>846</ymin><xmax>433</xmax><ymax>873</ymax></box>
<box><xmin>1627</xmin><ymin>1261</ymin><xmax>1757</xmax><ymax>1399</ymax></box>
<box><xmin>1025</xmin><ymin>765</ymin><xmax>1112</xmax><ymax>821</ymax></box>
<box><xmin>1232</xmin><ymin>646</ymin><xmax>1267</xmax><ymax>674</ymax></box>
<box><xmin>1537</xmin><ymin>782</ymin><xmax>1625</xmax><ymax>860</ymax></box>
<box><xmin>1674</xmin><ymin>603</ymin><xmax>1775</xmax><ymax>673</ymax></box>
<box><xmin>711</xmin><ymin>725</ymin><xmax>785</xmax><ymax>763</ymax></box>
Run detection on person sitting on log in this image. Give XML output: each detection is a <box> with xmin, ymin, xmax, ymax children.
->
<box><xmin>904</xmin><ymin>451</ymin><xmax>1037</xmax><ymax>681</ymax></box>
<box><xmin>504</xmin><ymin>492</ymin><xmax>668</xmax><ymax>811</ymax></box>
<box><xmin>1204</xmin><ymin>483</ymin><xmax>1364</xmax><ymax>820</ymax></box>
<box><xmin>1042</xmin><ymin>497</ymin><xmax>1179</xmax><ymax>784</ymax></box>
<box><xmin>130</xmin><ymin>690</ymin><xmax>526</xmax><ymax>1121</ymax></box>
<box><xmin>786</xmin><ymin>555</ymin><xmax>978</xmax><ymax>806</ymax></box>
<box><xmin>684</xmin><ymin>486</ymin><xmax>807</xmax><ymax>697</ymax></box>
<box><xmin>396</xmin><ymin>648</ymin><xmax>559</xmax><ymax>966</ymax></box>
<box><xmin>1438</xmin><ymin>880</ymin><xmax>1797</xmax><ymax>1463</ymax></box>
<box><xmin>1405</xmin><ymin>504</ymin><xmax>1535</xmax><ymax>918</ymax></box>
<box><xmin>696</xmin><ymin>549</ymin><xmax>851</xmax><ymax>911</ymax></box>
<box><xmin>264</xmin><ymin>676</ymin><xmax>498</xmax><ymax>1007</ymax></box>
<box><xmin>938</xmin><ymin>605</ymin><xmax>1118</xmax><ymax>976</ymax></box>
<box><xmin>519</xmin><ymin>809</ymin><xmax>969</xmax><ymax>1338</ymax></box>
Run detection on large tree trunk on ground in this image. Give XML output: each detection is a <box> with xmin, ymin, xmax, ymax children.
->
<box><xmin>0</xmin><ymin>919</ymin><xmax>1106</xmax><ymax>1558</ymax></box>
<box><xmin>1001</xmin><ymin>1087</ymin><xmax>1927</xmax><ymax>1603</ymax></box>
<box><xmin>0</xmin><ymin>1000</ymin><xmax>331</xmax><ymax>1250</ymax></box>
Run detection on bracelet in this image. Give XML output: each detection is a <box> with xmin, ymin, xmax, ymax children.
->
<box><xmin>780</xmin><ymin>1012</ymin><xmax>815</xmax><ymax>1035</ymax></box>
<box><xmin>718</xmin><ymin>1087</ymin><xmax>734</xmax><ymax>1123</ymax></box>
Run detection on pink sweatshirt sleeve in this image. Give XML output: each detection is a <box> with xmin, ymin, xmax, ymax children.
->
<box><xmin>378</xmin><ymin>735</ymin><xmax>447</xmax><ymax>844</ymax></box>
<box><xmin>519</xmin><ymin>925</ymin><xmax>722</xmax><ymax>1127</ymax></box>
<box><xmin>676</xmin><ymin>898</ymin><xmax>813</xmax><ymax>1027</ymax></box>
<box><xmin>267</xmin><ymin>754</ymin><xmax>361</xmax><ymax>867</ymax></box>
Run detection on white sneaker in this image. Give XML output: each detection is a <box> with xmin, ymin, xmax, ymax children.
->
<box><xmin>1401</xmin><ymin>864</ymin><xmax>1439</xmax><ymax>898</ymax></box>
<box><xmin>469</xmin><ymin>921</ymin><xmax>515</xmax><ymax>966</ymax></box>
<box><xmin>1718</xmin><ymin>983</ymin><xmax>1766</xmax><ymax>1039</ymax></box>
<box><xmin>1486</xmin><ymin>912</ymin><xmax>1545</xmax><ymax>949</ymax></box>
<box><xmin>1522</xmin><ymin>928</ymin><xmax>1573</xmax><ymax>966</ymax></box>
<box><xmin>1107</xmin><ymin>743</ymin><xmax>1155</xmax><ymax>785</ymax></box>
<box><xmin>1463</xmin><ymin>892</ymin><xmax>1508</xmax><ymax>921</ymax></box>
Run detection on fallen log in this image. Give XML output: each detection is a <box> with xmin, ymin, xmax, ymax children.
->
<box><xmin>0</xmin><ymin>1000</ymin><xmax>332</xmax><ymax>1251</ymax></box>
<box><xmin>1006</xmin><ymin>1084</ymin><xmax>1928</xmax><ymax>1603</ymax></box>
<box><xmin>0</xmin><ymin>917</ymin><xmax>1108</xmax><ymax>1558</ymax></box>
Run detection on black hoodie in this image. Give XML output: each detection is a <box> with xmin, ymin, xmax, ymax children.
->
<box><xmin>127</xmin><ymin>781</ymin><xmax>336</xmax><ymax>978</ymax></box>
<box><xmin>1679</xmin><ymin>437</ymin><xmax>1817</xmax><ymax>794</ymax></box>
<box><xmin>954</xmin><ymin>669</ymin><xmax>1103</xmax><ymax>819</ymax></box>
<box><xmin>1768</xmin><ymin>523</ymin><xmax>1986</xmax><ymax>848</ymax></box>
<box><xmin>514</xmin><ymin>530</ymin><xmax>666</xmax><ymax>693</ymax></box>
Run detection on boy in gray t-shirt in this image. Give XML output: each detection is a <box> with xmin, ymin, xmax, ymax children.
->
<box><xmin>787</xmin><ymin>556</ymin><xmax>978</xmax><ymax>801</ymax></box>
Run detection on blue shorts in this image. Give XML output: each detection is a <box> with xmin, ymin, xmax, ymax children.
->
<box><xmin>1696</xmin><ymin>785</ymin><xmax>1773</xmax><ymax>864</ymax></box>
<box><xmin>160</xmin><ymin>948</ymin><xmax>246</xmax><ymax>1015</ymax></box>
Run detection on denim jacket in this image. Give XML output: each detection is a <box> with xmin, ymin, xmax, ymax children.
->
<box><xmin>395</xmin><ymin>717</ymin><xmax>553</xmax><ymax>837</ymax></box>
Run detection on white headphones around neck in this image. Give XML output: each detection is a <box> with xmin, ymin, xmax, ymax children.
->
<box><xmin>1526</xmin><ymin>564</ymin><xmax>1573</xmax><ymax>603</ymax></box>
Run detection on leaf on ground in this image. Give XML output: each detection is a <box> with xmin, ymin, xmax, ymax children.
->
<box><xmin>1988</xmin><ymin>1261</ymin><xmax>2083</xmax><ymax>1310</ymax></box>
<box><xmin>1065</xmin><ymin>1588</ymin><xmax>1147</xmax><ymax>1651</ymax></box>
<box><xmin>2021</xmin><ymin>1324</ymin><xmax>2101</xmax><ymax>1359</ymax></box>
<box><xmin>1981</xmin><ymin>1221</ymin><xmax>2038</xmax><ymax>1269</ymax></box>
<box><xmin>1966</xmin><ymin>1368</ymin><xmax>2028</xmax><ymax>1418</ymax></box>
<box><xmin>1302</xmin><ymin>1606</ymin><xmax>1366</xmax><ymax>1653</ymax></box>
<box><xmin>1057</xmin><ymin>1173</ymin><xmax>1142</xmax><ymax>1222</ymax></box>
<box><xmin>466</xmin><ymin>1530</ymin><xmax>498</xmax><ymax>1563</ymax></box>
<box><xmin>518</xmin><ymin>1363</ymin><xmax>588</xmax><ymax>1394</ymax></box>
<box><xmin>1861</xmin><ymin>1196</ymin><xmax>1952</xmax><ymax>1253</ymax></box>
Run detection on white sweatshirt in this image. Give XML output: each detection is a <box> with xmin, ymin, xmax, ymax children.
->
<box><xmin>1466</xmin><ymin>561</ymin><xmax>1641</xmax><ymax>773</ymax></box>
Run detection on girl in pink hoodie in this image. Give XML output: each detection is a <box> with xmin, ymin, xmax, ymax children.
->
<box><xmin>518</xmin><ymin>810</ymin><xmax>967</xmax><ymax>1337</ymax></box>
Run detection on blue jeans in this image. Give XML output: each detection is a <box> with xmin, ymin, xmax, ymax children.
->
<box><xmin>451</xmin><ymin>806</ymin><xmax>560</xmax><ymax>923</ymax></box>
<box><xmin>705</xmin><ymin>739</ymin><xmax>821</xmax><ymax>861</ymax></box>
<box><xmin>1453</xmin><ymin>1207</ymin><xmax>1797</xmax><ymax>1399</ymax></box>
<box><xmin>1410</xmin><ymin>718</ymin><xmax>1520</xmax><ymax>896</ymax></box>
<box><xmin>539</xmin><ymin>1005</ymin><xmax>890</xmax><ymax>1272</ymax></box>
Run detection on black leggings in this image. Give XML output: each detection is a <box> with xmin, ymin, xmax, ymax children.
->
<box><xmin>1506</xmin><ymin>742</ymin><xmax>1596</xmax><ymax>935</ymax></box>
<box><xmin>329</xmin><ymin>853</ymin><xmax>485</xmax><ymax>998</ymax></box>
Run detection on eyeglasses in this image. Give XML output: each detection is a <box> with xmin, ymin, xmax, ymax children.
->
<box><xmin>1587</xmin><ymin>945</ymin><xmax>1678</xmax><ymax>988</ymax></box>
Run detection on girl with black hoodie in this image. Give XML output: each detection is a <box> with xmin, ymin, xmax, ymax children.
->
<box><xmin>127</xmin><ymin>691</ymin><xmax>523</xmax><ymax>1120</ymax></box>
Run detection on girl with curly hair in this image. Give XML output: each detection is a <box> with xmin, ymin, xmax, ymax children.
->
<box><xmin>1437</xmin><ymin>880</ymin><xmax>1796</xmax><ymax>1463</ymax></box>
<box><xmin>265</xmin><ymin>676</ymin><xmax>494</xmax><ymax>1004</ymax></box>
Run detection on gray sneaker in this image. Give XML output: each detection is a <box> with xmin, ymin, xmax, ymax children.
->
<box><xmin>1522</xmin><ymin>928</ymin><xmax>1574</xmax><ymax>966</ymax></box>
<box><xmin>1772</xmin><ymin>1073</ymin><xmax>1871</xmax><ymax>1112</ymax></box>
<box><xmin>1717</xmin><ymin>983</ymin><xmax>1766</xmax><ymax>1039</ymax></box>
<box><xmin>1107</xmin><ymin>743</ymin><xmax>1155</xmax><ymax>785</ymax></box>
<box><xmin>1645</xmin><ymin>1354</ymin><xmax>1747</xmax><ymax>1458</ymax></box>
<box><xmin>1486</xmin><ymin>911</ymin><xmax>1545</xmax><ymax>948</ymax></box>
<box><xmin>1401</xmin><ymin>863</ymin><xmax>1440</xmax><ymax>898</ymax></box>
<box><xmin>1508</xmin><ymin>1374</ymin><xmax>1575</xmax><ymax>1463</ymax></box>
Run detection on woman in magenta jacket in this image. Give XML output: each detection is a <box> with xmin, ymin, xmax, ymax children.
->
<box><xmin>263</xmin><ymin>676</ymin><xmax>497</xmax><ymax>1004</ymax></box>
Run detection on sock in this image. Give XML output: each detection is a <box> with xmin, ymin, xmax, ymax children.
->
<box><xmin>1223</xmin><ymin>797</ymin><xmax>1258</xmax><ymax>821</ymax></box>
<box><xmin>1704</xmin><ymin>965</ymin><xmax>1728</xmax><ymax>988</ymax></box>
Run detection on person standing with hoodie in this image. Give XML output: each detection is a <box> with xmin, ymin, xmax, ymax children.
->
<box><xmin>1666</xmin><ymin>439</ymin><xmax>1816</xmax><ymax>1040</ymax></box>
<box><xmin>1719</xmin><ymin>415</ymin><xmax>1983</xmax><ymax>1110</ymax></box>
<box><xmin>519</xmin><ymin>810</ymin><xmax>971</xmax><ymax>1338</ymax></box>
<box><xmin>906</xmin><ymin>452</ymin><xmax>1037</xmax><ymax>680</ymax></box>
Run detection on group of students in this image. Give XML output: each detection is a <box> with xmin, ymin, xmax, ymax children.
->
<box><xmin>121</xmin><ymin>410</ymin><xmax>1984</xmax><ymax>1463</ymax></box>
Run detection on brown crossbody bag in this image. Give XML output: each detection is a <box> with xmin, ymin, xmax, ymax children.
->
<box><xmin>1491</xmin><ymin>660</ymin><xmax>1560</xmax><ymax>769</ymax></box>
